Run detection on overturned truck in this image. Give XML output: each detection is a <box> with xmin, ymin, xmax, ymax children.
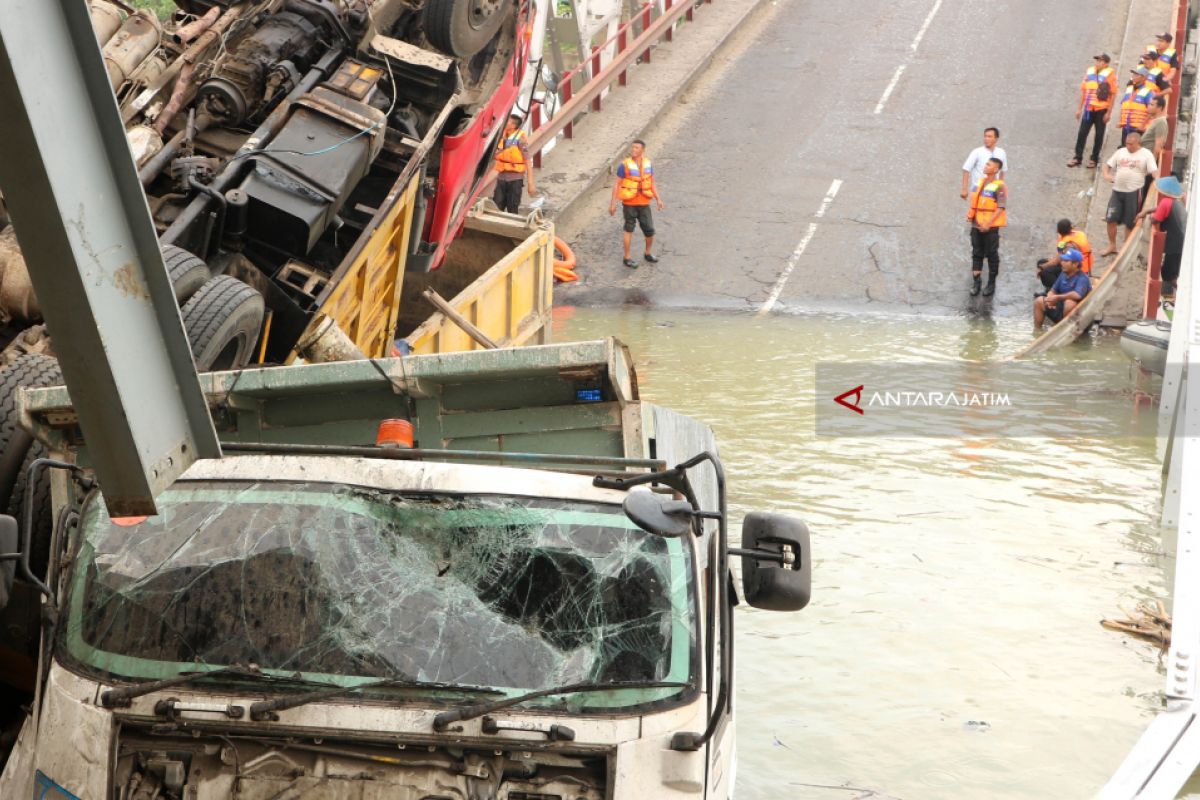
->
<box><xmin>0</xmin><ymin>0</ymin><xmax>535</xmax><ymax>369</ymax></box>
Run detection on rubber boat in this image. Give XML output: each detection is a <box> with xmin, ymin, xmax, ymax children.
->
<box><xmin>1120</xmin><ymin>319</ymin><xmax>1170</xmax><ymax>375</ymax></box>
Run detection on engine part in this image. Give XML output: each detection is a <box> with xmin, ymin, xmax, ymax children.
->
<box><xmin>0</xmin><ymin>228</ymin><xmax>39</xmax><ymax>323</ymax></box>
<box><xmin>173</xmin><ymin>5</ymin><xmax>222</xmax><ymax>45</ymax></box>
<box><xmin>237</xmin><ymin>72</ymin><xmax>386</xmax><ymax>255</ymax></box>
<box><xmin>170</xmin><ymin>156</ymin><xmax>219</xmax><ymax>193</ymax></box>
<box><xmin>223</xmin><ymin>188</ymin><xmax>250</xmax><ymax>243</ymax></box>
<box><xmin>89</xmin><ymin>0</ymin><xmax>123</xmax><ymax>47</ymax></box>
<box><xmin>198</xmin><ymin>12</ymin><xmax>322</xmax><ymax>126</ymax></box>
<box><xmin>101</xmin><ymin>11</ymin><xmax>161</xmax><ymax>92</ymax></box>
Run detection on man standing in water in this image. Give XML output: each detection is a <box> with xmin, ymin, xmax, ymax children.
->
<box><xmin>966</xmin><ymin>157</ymin><xmax>1007</xmax><ymax>297</ymax></box>
<box><xmin>609</xmin><ymin>140</ymin><xmax>665</xmax><ymax>268</ymax></box>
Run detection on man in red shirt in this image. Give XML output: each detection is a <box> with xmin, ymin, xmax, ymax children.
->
<box><xmin>1136</xmin><ymin>175</ymin><xmax>1187</xmax><ymax>296</ymax></box>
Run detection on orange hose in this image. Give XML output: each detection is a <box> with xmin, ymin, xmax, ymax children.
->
<box><xmin>553</xmin><ymin>266</ymin><xmax>578</xmax><ymax>283</ymax></box>
<box><xmin>553</xmin><ymin>236</ymin><xmax>576</xmax><ymax>271</ymax></box>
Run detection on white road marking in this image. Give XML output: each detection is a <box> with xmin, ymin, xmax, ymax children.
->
<box><xmin>873</xmin><ymin>0</ymin><xmax>945</xmax><ymax>114</ymax></box>
<box><xmin>757</xmin><ymin>179</ymin><xmax>843</xmax><ymax>316</ymax></box>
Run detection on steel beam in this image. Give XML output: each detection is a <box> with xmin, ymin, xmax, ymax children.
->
<box><xmin>0</xmin><ymin>0</ymin><xmax>220</xmax><ymax>515</ymax></box>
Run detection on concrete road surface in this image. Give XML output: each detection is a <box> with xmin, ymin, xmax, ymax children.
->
<box><xmin>557</xmin><ymin>0</ymin><xmax>1147</xmax><ymax>317</ymax></box>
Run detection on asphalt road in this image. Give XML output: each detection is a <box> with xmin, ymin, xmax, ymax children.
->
<box><xmin>557</xmin><ymin>0</ymin><xmax>1137</xmax><ymax>317</ymax></box>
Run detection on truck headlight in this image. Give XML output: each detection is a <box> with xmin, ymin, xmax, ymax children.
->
<box><xmin>34</xmin><ymin>771</ymin><xmax>80</xmax><ymax>799</ymax></box>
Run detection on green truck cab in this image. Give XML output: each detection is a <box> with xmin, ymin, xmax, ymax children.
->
<box><xmin>0</xmin><ymin>338</ymin><xmax>810</xmax><ymax>798</ymax></box>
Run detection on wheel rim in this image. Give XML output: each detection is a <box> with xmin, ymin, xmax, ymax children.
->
<box><xmin>468</xmin><ymin>0</ymin><xmax>501</xmax><ymax>30</ymax></box>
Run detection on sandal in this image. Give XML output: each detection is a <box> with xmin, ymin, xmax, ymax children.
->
<box><xmin>1086</xmin><ymin>159</ymin><xmax>1098</xmax><ymax>169</ymax></box>
<box><xmin>1067</xmin><ymin>158</ymin><xmax>1082</xmax><ymax>167</ymax></box>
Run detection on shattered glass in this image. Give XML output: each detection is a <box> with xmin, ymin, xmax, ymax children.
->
<box><xmin>60</xmin><ymin>482</ymin><xmax>695</xmax><ymax>708</ymax></box>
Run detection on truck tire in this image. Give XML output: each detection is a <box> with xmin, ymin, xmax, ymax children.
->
<box><xmin>162</xmin><ymin>244</ymin><xmax>210</xmax><ymax>303</ymax></box>
<box><xmin>423</xmin><ymin>0</ymin><xmax>508</xmax><ymax>58</ymax></box>
<box><xmin>181</xmin><ymin>275</ymin><xmax>264</xmax><ymax>372</ymax></box>
<box><xmin>0</xmin><ymin>354</ymin><xmax>62</xmax><ymax>579</ymax></box>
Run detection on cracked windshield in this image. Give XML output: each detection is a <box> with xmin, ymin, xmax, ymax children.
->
<box><xmin>62</xmin><ymin>482</ymin><xmax>694</xmax><ymax>704</ymax></box>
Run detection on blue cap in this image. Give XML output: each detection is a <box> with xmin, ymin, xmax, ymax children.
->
<box><xmin>1061</xmin><ymin>247</ymin><xmax>1084</xmax><ymax>263</ymax></box>
<box><xmin>1157</xmin><ymin>176</ymin><xmax>1184</xmax><ymax>198</ymax></box>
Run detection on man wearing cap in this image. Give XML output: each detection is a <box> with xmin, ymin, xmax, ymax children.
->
<box><xmin>1071</xmin><ymin>53</ymin><xmax>1117</xmax><ymax>168</ymax></box>
<box><xmin>1102</xmin><ymin>130</ymin><xmax>1159</xmax><ymax>255</ymax></box>
<box><xmin>1140</xmin><ymin>50</ymin><xmax>1171</xmax><ymax>96</ymax></box>
<box><xmin>1117</xmin><ymin>68</ymin><xmax>1156</xmax><ymax>141</ymax></box>
<box><xmin>1034</xmin><ymin>247</ymin><xmax>1091</xmax><ymax>328</ymax></box>
<box><xmin>1153</xmin><ymin>32</ymin><xmax>1179</xmax><ymax>81</ymax></box>
<box><xmin>1137</xmin><ymin>175</ymin><xmax>1187</xmax><ymax>296</ymax></box>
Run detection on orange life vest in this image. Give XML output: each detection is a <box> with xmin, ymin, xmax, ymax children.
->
<box><xmin>494</xmin><ymin>130</ymin><xmax>527</xmax><ymax>174</ymax></box>
<box><xmin>1144</xmin><ymin>66</ymin><xmax>1169</xmax><ymax>95</ymax></box>
<box><xmin>1156</xmin><ymin>47</ymin><xmax>1177</xmax><ymax>73</ymax></box>
<box><xmin>1119</xmin><ymin>83</ymin><xmax>1154</xmax><ymax>130</ymax></box>
<box><xmin>1058</xmin><ymin>230</ymin><xmax>1093</xmax><ymax>274</ymax></box>
<box><xmin>1082</xmin><ymin>66</ymin><xmax>1116</xmax><ymax>110</ymax></box>
<box><xmin>617</xmin><ymin>157</ymin><xmax>655</xmax><ymax>205</ymax></box>
<box><xmin>967</xmin><ymin>179</ymin><xmax>1007</xmax><ymax>228</ymax></box>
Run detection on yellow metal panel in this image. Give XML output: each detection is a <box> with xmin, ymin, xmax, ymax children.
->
<box><xmin>290</xmin><ymin>176</ymin><xmax>419</xmax><ymax>361</ymax></box>
<box><xmin>405</xmin><ymin>219</ymin><xmax>554</xmax><ymax>356</ymax></box>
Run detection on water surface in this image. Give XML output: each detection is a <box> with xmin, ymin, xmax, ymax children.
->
<box><xmin>556</xmin><ymin>307</ymin><xmax>1168</xmax><ymax>800</ymax></box>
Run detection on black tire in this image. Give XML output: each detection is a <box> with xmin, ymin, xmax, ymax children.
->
<box><xmin>0</xmin><ymin>354</ymin><xmax>62</xmax><ymax>580</ymax></box>
<box><xmin>162</xmin><ymin>244</ymin><xmax>210</xmax><ymax>303</ymax></box>
<box><xmin>423</xmin><ymin>0</ymin><xmax>508</xmax><ymax>58</ymax></box>
<box><xmin>181</xmin><ymin>275</ymin><xmax>264</xmax><ymax>372</ymax></box>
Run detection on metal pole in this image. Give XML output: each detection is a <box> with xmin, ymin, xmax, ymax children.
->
<box><xmin>421</xmin><ymin>288</ymin><xmax>500</xmax><ymax>349</ymax></box>
<box><xmin>0</xmin><ymin>0</ymin><xmax>221</xmax><ymax>515</ymax></box>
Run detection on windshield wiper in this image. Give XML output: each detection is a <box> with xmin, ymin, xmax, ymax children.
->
<box><xmin>432</xmin><ymin>680</ymin><xmax>689</xmax><ymax>731</ymax></box>
<box><xmin>101</xmin><ymin>666</ymin><xmax>339</xmax><ymax>708</ymax></box>
<box><xmin>249</xmin><ymin>678</ymin><xmax>504</xmax><ymax>721</ymax></box>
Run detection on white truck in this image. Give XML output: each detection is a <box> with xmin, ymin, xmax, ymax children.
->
<box><xmin>0</xmin><ymin>337</ymin><xmax>810</xmax><ymax>799</ymax></box>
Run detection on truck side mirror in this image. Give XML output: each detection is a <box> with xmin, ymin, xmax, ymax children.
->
<box><xmin>740</xmin><ymin>513</ymin><xmax>811</xmax><ymax>611</ymax></box>
<box><xmin>0</xmin><ymin>514</ymin><xmax>17</xmax><ymax>611</ymax></box>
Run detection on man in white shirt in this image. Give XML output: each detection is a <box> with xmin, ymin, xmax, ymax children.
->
<box><xmin>960</xmin><ymin>127</ymin><xmax>1008</xmax><ymax>199</ymax></box>
<box><xmin>1101</xmin><ymin>130</ymin><xmax>1159</xmax><ymax>255</ymax></box>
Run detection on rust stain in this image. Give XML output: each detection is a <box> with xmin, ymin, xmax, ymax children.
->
<box><xmin>112</xmin><ymin>262</ymin><xmax>150</xmax><ymax>299</ymax></box>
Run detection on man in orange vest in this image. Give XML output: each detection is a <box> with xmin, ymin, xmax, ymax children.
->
<box><xmin>1139</xmin><ymin>51</ymin><xmax>1171</xmax><ymax>96</ymax></box>
<box><xmin>1153</xmin><ymin>32</ymin><xmax>1179</xmax><ymax>81</ymax></box>
<box><xmin>966</xmin><ymin>157</ymin><xmax>1007</xmax><ymax>297</ymax></box>
<box><xmin>1117</xmin><ymin>68</ymin><xmax>1155</xmax><ymax>141</ymax></box>
<box><xmin>1070</xmin><ymin>53</ymin><xmax>1117</xmax><ymax>168</ymax></box>
<box><xmin>609</xmin><ymin>139</ymin><xmax>665</xmax><ymax>268</ymax></box>
<box><xmin>492</xmin><ymin>115</ymin><xmax>538</xmax><ymax>214</ymax></box>
<box><xmin>1037</xmin><ymin>218</ymin><xmax>1094</xmax><ymax>289</ymax></box>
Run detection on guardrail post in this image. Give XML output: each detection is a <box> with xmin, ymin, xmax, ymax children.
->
<box><xmin>641</xmin><ymin>4</ymin><xmax>652</xmax><ymax>63</ymax></box>
<box><xmin>618</xmin><ymin>28</ymin><xmax>628</xmax><ymax>85</ymax></box>
<box><xmin>532</xmin><ymin>104</ymin><xmax>542</xmax><ymax>168</ymax></box>
<box><xmin>665</xmin><ymin>0</ymin><xmax>674</xmax><ymax>41</ymax></box>
<box><xmin>591</xmin><ymin>46</ymin><xmax>603</xmax><ymax>111</ymax></box>
<box><xmin>562</xmin><ymin>79</ymin><xmax>574</xmax><ymax>138</ymax></box>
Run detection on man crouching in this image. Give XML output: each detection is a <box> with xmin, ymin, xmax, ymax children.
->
<box><xmin>1034</xmin><ymin>246</ymin><xmax>1091</xmax><ymax>327</ymax></box>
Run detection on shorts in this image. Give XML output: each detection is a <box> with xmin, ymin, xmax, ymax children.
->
<box><xmin>1106</xmin><ymin>189</ymin><xmax>1142</xmax><ymax>228</ymax></box>
<box><xmin>1044</xmin><ymin>302</ymin><xmax>1066</xmax><ymax>324</ymax></box>
<box><xmin>622</xmin><ymin>204</ymin><xmax>655</xmax><ymax>235</ymax></box>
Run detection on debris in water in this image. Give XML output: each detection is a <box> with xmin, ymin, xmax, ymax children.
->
<box><xmin>1101</xmin><ymin>600</ymin><xmax>1171</xmax><ymax>648</ymax></box>
<box><xmin>963</xmin><ymin>720</ymin><xmax>991</xmax><ymax>733</ymax></box>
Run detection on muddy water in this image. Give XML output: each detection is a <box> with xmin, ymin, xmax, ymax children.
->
<box><xmin>554</xmin><ymin>307</ymin><xmax>1169</xmax><ymax>800</ymax></box>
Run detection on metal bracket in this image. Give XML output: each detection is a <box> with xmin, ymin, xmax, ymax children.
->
<box><xmin>481</xmin><ymin>716</ymin><xmax>575</xmax><ymax>741</ymax></box>
<box><xmin>154</xmin><ymin>697</ymin><xmax>245</xmax><ymax>721</ymax></box>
